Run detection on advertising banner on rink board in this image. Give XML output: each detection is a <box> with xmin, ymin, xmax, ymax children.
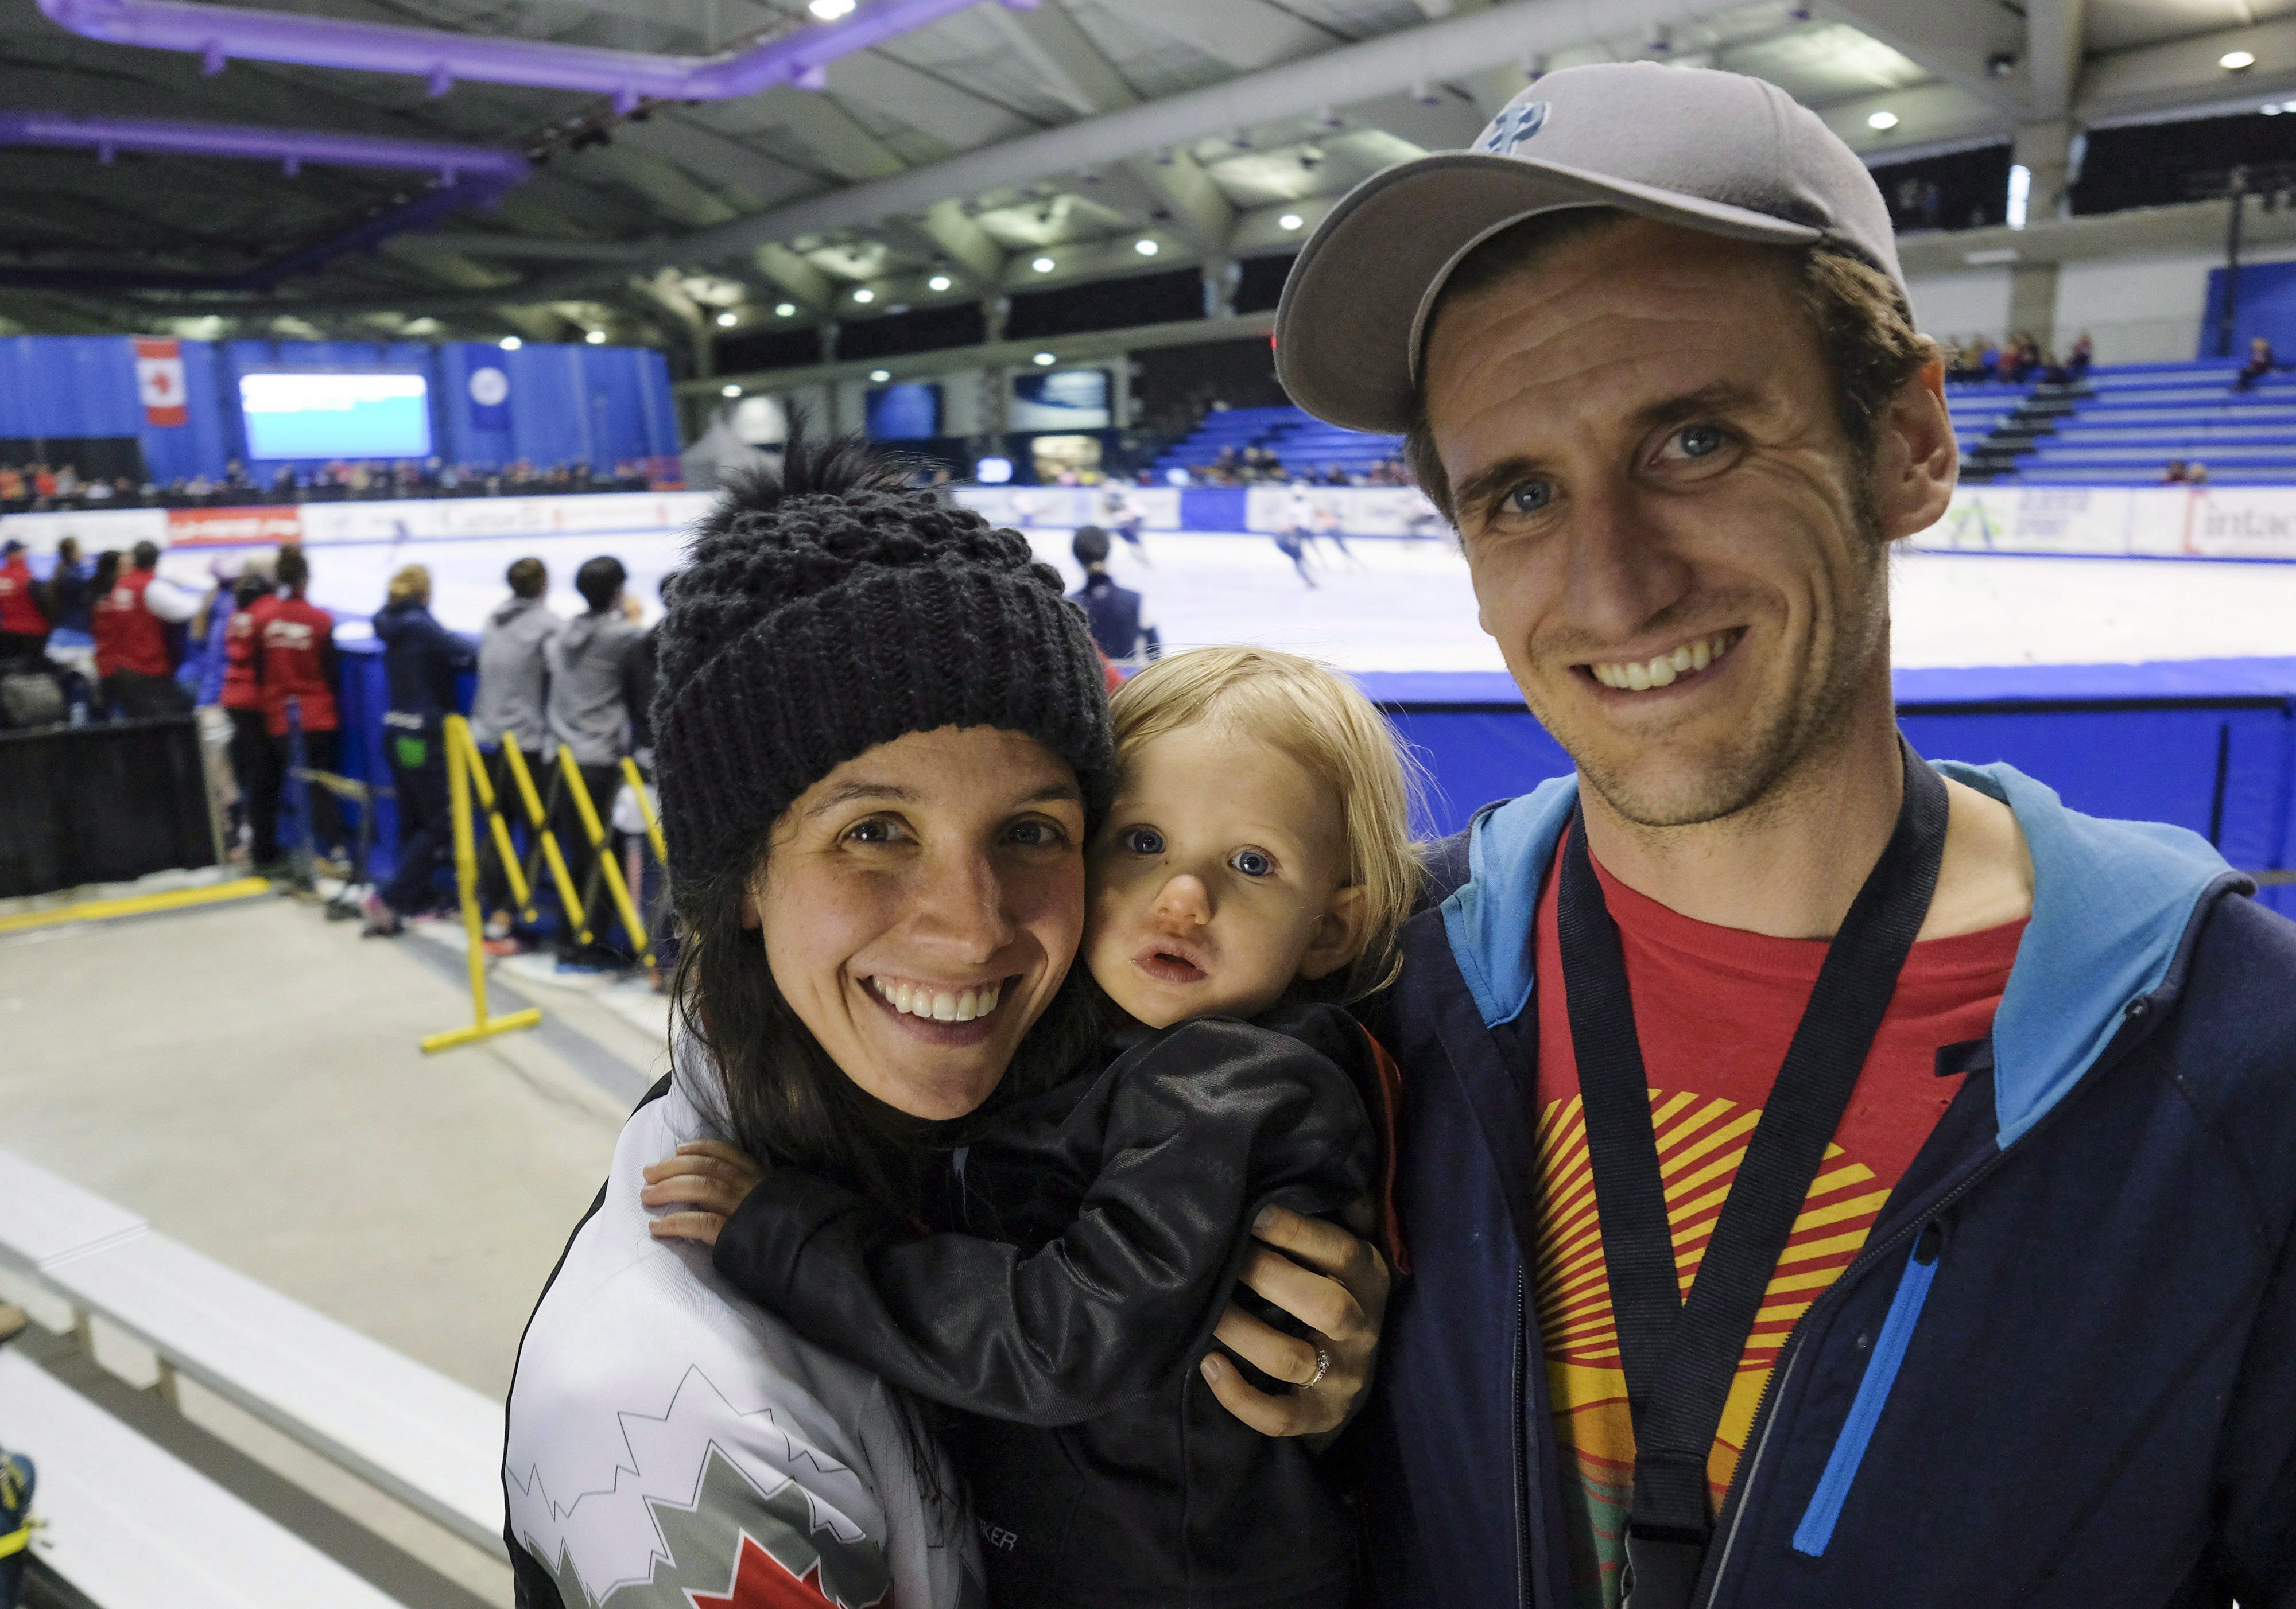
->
<box><xmin>1913</xmin><ymin>485</ymin><xmax>2296</xmax><ymax>560</ymax></box>
<box><xmin>952</xmin><ymin>486</ymin><xmax>1182</xmax><ymax>531</ymax></box>
<box><xmin>1242</xmin><ymin>485</ymin><xmax>1448</xmax><ymax>538</ymax></box>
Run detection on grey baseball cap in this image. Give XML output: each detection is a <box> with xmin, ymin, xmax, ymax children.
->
<box><xmin>1274</xmin><ymin>61</ymin><xmax>1906</xmax><ymax>434</ymax></box>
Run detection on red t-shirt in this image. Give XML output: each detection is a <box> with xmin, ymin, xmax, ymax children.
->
<box><xmin>1530</xmin><ymin>828</ymin><xmax>2023</xmax><ymax>1607</ymax></box>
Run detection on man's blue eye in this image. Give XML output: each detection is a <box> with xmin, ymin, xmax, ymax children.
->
<box><xmin>1506</xmin><ymin>480</ymin><xmax>1553</xmax><ymax>514</ymax></box>
<box><xmin>1124</xmin><ymin>827</ymin><xmax>1165</xmax><ymax>855</ymax></box>
<box><xmin>1679</xmin><ymin>425</ymin><xmax>1725</xmax><ymax>458</ymax></box>
<box><xmin>1230</xmin><ymin>849</ymin><xmax>1273</xmax><ymax>877</ymax></box>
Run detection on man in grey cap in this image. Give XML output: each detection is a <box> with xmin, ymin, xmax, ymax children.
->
<box><xmin>1289</xmin><ymin>61</ymin><xmax>2295</xmax><ymax>1609</ymax></box>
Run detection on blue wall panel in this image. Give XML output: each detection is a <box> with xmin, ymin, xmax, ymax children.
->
<box><xmin>0</xmin><ymin>335</ymin><xmax>677</xmax><ymax>483</ymax></box>
<box><xmin>2198</xmin><ymin>259</ymin><xmax>2296</xmax><ymax>360</ymax></box>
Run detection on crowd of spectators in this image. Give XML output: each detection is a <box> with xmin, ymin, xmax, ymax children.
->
<box><xmin>1162</xmin><ymin>445</ymin><xmax>1413</xmax><ymax>488</ymax></box>
<box><xmin>0</xmin><ymin>456</ymin><xmax>666</xmax><ymax>514</ymax></box>
<box><xmin>1944</xmin><ymin>331</ymin><xmax>2095</xmax><ymax>387</ymax></box>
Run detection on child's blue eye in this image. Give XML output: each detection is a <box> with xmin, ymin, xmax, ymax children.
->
<box><xmin>1123</xmin><ymin>827</ymin><xmax>1165</xmax><ymax>856</ymax></box>
<box><xmin>1230</xmin><ymin>849</ymin><xmax>1274</xmax><ymax>877</ymax></box>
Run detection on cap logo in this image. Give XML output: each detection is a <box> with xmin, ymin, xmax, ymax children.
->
<box><xmin>1478</xmin><ymin>100</ymin><xmax>1548</xmax><ymax>157</ymax></box>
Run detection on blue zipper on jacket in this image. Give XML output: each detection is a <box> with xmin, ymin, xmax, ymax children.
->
<box><xmin>1788</xmin><ymin>1222</ymin><xmax>1946</xmax><ymax>1557</ymax></box>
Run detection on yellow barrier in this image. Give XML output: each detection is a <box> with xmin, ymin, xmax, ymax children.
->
<box><xmin>420</xmin><ymin>716</ymin><xmax>543</xmax><ymax>1055</ymax></box>
<box><xmin>498</xmin><ymin>740</ymin><xmax>591</xmax><ymax>947</ymax></box>
<box><xmin>0</xmin><ymin>875</ymin><xmax>270</xmax><ymax>936</ymax></box>
<box><xmin>557</xmin><ymin>745</ymin><xmax>654</xmax><ymax>967</ymax></box>
<box><xmin>452</xmin><ymin>724</ymin><xmax>538</xmax><ymax>924</ymax></box>
<box><xmin>619</xmin><ymin>756</ymin><xmax>668</xmax><ymax>867</ymax></box>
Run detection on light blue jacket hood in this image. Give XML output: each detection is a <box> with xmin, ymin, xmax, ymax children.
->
<box><xmin>1439</xmin><ymin>761</ymin><xmax>2238</xmax><ymax>1148</ymax></box>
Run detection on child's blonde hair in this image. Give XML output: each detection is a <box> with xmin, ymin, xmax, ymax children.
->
<box><xmin>1110</xmin><ymin>646</ymin><xmax>1425</xmax><ymax>1000</ymax></box>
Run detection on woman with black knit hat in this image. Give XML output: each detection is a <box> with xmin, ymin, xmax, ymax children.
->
<box><xmin>503</xmin><ymin>435</ymin><xmax>1385</xmax><ymax>1608</ymax></box>
<box><xmin>503</xmin><ymin>435</ymin><xmax>1118</xmax><ymax>1608</ymax></box>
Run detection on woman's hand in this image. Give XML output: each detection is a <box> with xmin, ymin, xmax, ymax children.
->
<box><xmin>641</xmin><ymin>1141</ymin><xmax>765</xmax><ymax>1247</ymax></box>
<box><xmin>1198</xmin><ymin>1206</ymin><xmax>1391</xmax><ymax>1441</ymax></box>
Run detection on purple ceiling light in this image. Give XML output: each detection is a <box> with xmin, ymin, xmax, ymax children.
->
<box><xmin>0</xmin><ymin>112</ymin><xmax>528</xmax><ymax>290</ymax></box>
<box><xmin>38</xmin><ymin>0</ymin><xmax>1013</xmax><ymax>111</ymax></box>
<box><xmin>0</xmin><ymin>111</ymin><xmax>529</xmax><ymax>185</ymax></box>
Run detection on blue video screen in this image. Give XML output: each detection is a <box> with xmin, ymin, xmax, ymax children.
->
<box><xmin>238</xmin><ymin>371</ymin><xmax>432</xmax><ymax>460</ymax></box>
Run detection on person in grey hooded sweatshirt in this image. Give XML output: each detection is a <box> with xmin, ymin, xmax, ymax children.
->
<box><xmin>471</xmin><ymin>557</ymin><xmax>559</xmax><ymax>940</ymax></box>
<box><xmin>545</xmin><ymin>554</ymin><xmax>645</xmax><ymax>961</ymax></box>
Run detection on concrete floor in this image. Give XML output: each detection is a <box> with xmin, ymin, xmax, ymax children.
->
<box><xmin>0</xmin><ymin>891</ymin><xmax>666</xmax><ymax>1604</ymax></box>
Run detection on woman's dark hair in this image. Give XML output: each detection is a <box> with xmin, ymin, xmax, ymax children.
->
<box><xmin>90</xmin><ymin>550</ymin><xmax>121</xmax><ymax>594</ymax></box>
<box><xmin>664</xmin><ymin>423</ymin><xmax>1111</xmax><ymax>1214</ymax></box>
<box><xmin>232</xmin><ymin>572</ymin><xmax>273</xmax><ymax>609</ymax></box>
<box><xmin>130</xmin><ymin>539</ymin><xmax>160</xmax><ymax>570</ymax></box>
<box><xmin>276</xmin><ymin>545</ymin><xmax>309</xmax><ymax>593</ymax></box>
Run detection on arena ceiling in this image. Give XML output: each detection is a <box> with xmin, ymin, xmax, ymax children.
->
<box><xmin>2</xmin><ymin>0</ymin><xmax>2293</xmax><ymax>347</ymax></box>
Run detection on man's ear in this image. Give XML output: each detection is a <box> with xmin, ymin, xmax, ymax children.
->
<box><xmin>1298</xmin><ymin>884</ymin><xmax>1370</xmax><ymax>982</ymax></box>
<box><xmin>1874</xmin><ymin>349</ymin><xmax>1957</xmax><ymax>544</ymax></box>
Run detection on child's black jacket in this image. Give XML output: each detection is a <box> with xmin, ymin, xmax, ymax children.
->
<box><xmin>711</xmin><ymin>1001</ymin><xmax>1383</xmax><ymax>1609</ymax></box>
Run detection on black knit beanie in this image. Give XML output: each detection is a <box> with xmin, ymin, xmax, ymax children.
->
<box><xmin>651</xmin><ymin>434</ymin><xmax>1114</xmax><ymax>890</ymax></box>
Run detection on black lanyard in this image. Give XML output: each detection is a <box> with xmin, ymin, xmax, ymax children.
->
<box><xmin>1556</xmin><ymin>742</ymin><xmax>1949</xmax><ymax>1609</ymax></box>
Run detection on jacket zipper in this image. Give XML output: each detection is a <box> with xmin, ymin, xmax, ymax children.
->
<box><xmin>1513</xmin><ymin>1265</ymin><xmax>1534</xmax><ymax>1608</ymax></box>
<box><xmin>1694</xmin><ymin>996</ymin><xmax>2171</xmax><ymax>1606</ymax></box>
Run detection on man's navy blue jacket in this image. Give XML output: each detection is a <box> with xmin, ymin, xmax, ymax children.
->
<box><xmin>1358</xmin><ymin>760</ymin><xmax>2296</xmax><ymax>1607</ymax></box>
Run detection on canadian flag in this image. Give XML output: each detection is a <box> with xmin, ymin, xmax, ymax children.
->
<box><xmin>134</xmin><ymin>336</ymin><xmax>188</xmax><ymax>427</ymax></box>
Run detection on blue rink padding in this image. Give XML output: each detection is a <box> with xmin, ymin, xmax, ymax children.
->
<box><xmin>332</xmin><ymin>651</ymin><xmax>2296</xmax><ymax>918</ymax></box>
<box><xmin>1359</xmin><ymin>661</ymin><xmax>2296</xmax><ymax>916</ymax></box>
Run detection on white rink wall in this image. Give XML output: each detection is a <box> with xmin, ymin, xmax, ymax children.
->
<box><xmin>6</xmin><ymin>485</ymin><xmax>2296</xmax><ymax>673</ymax></box>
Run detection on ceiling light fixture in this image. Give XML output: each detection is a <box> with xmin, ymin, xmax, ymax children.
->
<box><xmin>499</xmin><ymin>335</ymin><xmax>522</xmax><ymax>350</ymax></box>
<box><xmin>775</xmin><ymin>302</ymin><xmax>796</xmax><ymax>316</ymax></box>
<box><xmin>927</xmin><ymin>273</ymin><xmax>952</xmax><ymax>291</ymax></box>
<box><xmin>715</xmin><ymin>310</ymin><xmax>738</xmax><ymax>327</ymax></box>
<box><xmin>722</xmin><ymin>383</ymin><xmax>740</xmax><ymax>397</ymax></box>
<box><xmin>1032</xmin><ymin>255</ymin><xmax>1055</xmax><ymax>272</ymax></box>
<box><xmin>1867</xmin><ymin>110</ymin><xmax>1899</xmax><ymax>130</ymax></box>
<box><xmin>808</xmin><ymin>0</ymin><xmax>855</xmax><ymax>17</ymax></box>
<box><xmin>2223</xmin><ymin>49</ymin><xmax>2257</xmax><ymax>71</ymax></box>
<box><xmin>851</xmin><ymin>286</ymin><xmax>875</xmax><ymax>303</ymax></box>
<box><xmin>584</xmin><ymin>329</ymin><xmax>606</xmax><ymax>344</ymax></box>
<box><xmin>1033</xmin><ymin>351</ymin><xmax>1055</xmax><ymax>366</ymax></box>
<box><xmin>870</xmin><ymin>368</ymin><xmax>890</xmax><ymax>382</ymax></box>
<box><xmin>1278</xmin><ymin>212</ymin><xmax>1304</xmax><ymax>230</ymax></box>
<box><xmin>1134</xmin><ymin>238</ymin><xmax>1158</xmax><ymax>256</ymax></box>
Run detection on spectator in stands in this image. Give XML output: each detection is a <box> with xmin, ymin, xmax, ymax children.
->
<box><xmin>253</xmin><ymin>546</ymin><xmax>346</xmax><ymax>875</ymax></box>
<box><xmin>2236</xmin><ymin>335</ymin><xmax>2276</xmax><ymax>391</ymax></box>
<box><xmin>545</xmin><ymin>555</ymin><xmax>645</xmax><ymax>962</ymax></box>
<box><xmin>2189</xmin><ymin>460</ymin><xmax>2211</xmax><ymax>484</ymax></box>
<box><xmin>1069</xmin><ymin>526</ymin><xmax>1161</xmax><ymax>669</ymax></box>
<box><xmin>1977</xmin><ymin>335</ymin><xmax>2002</xmax><ymax>378</ymax></box>
<box><xmin>2002</xmin><ymin>333</ymin><xmax>2042</xmax><ymax>383</ymax></box>
<box><xmin>2163</xmin><ymin>459</ymin><xmax>2190</xmax><ymax>484</ymax></box>
<box><xmin>2065</xmin><ymin>331</ymin><xmax>2094</xmax><ymax>380</ymax></box>
<box><xmin>0</xmin><ymin>539</ymin><xmax>49</xmax><ymax>663</ymax></box>
<box><xmin>218</xmin><ymin>565</ymin><xmax>275</xmax><ymax>864</ymax></box>
<box><xmin>362</xmin><ymin>565</ymin><xmax>476</xmax><ymax>935</ymax></box>
<box><xmin>472</xmin><ymin>557</ymin><xmax>560</xmax><ymax>949</ymax></box>
<box><xmin>91</xmin><ymin>540</ymin><xmax>198</xmax><ymax>718</ymax></box>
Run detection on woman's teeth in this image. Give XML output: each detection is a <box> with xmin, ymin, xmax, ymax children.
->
<box><xmin>1589</xmin><ymin>630</ymin><xmax>1739</xmax><ymax>691</ymax></box>
<box><xmin>875</xmin><ymin>978</ymin><xmax>1002</xmax><ymax>1023</ymax></box>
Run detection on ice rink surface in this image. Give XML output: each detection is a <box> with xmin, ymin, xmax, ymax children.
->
<box><xmin>177</xmin><ymin>520</ymin><xmax>2296</xmax><ymax>673</ymax></box>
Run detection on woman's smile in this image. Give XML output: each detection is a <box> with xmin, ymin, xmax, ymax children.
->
<box><xmin>860</xmin><ymin>971</ymin><xmax>1022</xmax><ymax>1045</ymax></box>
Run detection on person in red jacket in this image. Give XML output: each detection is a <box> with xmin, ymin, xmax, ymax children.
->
<box><xmin>219</xmin><ymin>566</ymin><xmax>277</xmax><ymax>864</ymax></box>
<box><xmin>90</xmin><ymin>540</ymin><xmax>197</xmax><ymax>717</ymax></box>
<box><xmin>0</xmin><ymin>538</ymin><xmax>50</xmax><ymax>662</ymax></box>
<box><xmin>251</xmin><ymin>545</ymin><xmax>344</xmax><ymax>869</ymax></box>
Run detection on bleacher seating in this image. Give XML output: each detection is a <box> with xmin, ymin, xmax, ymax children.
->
<box><xmin>0</xmin><ymin>1147</ymin><xmax>505</xmax><ymax>1563</ymax></box>
<box><xmin>1157</xmin><ymin>362</ymin><xmax>2290</xmax><ymax>489</ymax></box>
<box><xmin>1965</xmin><ymin>361</ymin><xmax>2296</xmax><ymax>487</ymax></box>
<box><xmin>1153</xmin><ymin>405</ymin><xmax>1403</xmax><ymax>477</ymax></box>
<box><xmin>0</xmin><ymin>1348</ymin><xmax>410</xmax><ymax>1608</ymax></box>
